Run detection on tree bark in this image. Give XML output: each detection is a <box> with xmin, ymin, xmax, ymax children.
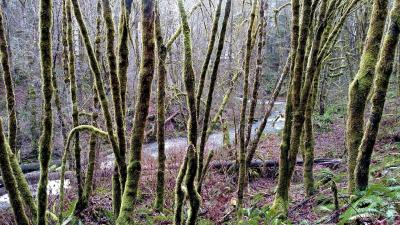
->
<box><xmin>0</xmin><ymin>7</ymin><xmax>17</xmax><ymax>154</ymax></box>
<box><xmin>197</xmin><ymin>0</ymin><xmax>232</xmax><ymax>192</ymax></box>
<box><xmin>355</xmin><ymin>0</ymin><xmax>400</xmax><ymax>191</ymax></box>
<box><xmin>37</xmin><ymin>0</ymin><xmax>54</xmax><ymax>223</ymax></box>
<box><xmin>117</xmin><ymin>0</ymin><xmax>155</xmax><ymax>223</ymax></box>
<box><xmin>237</xmin><ymin>0</ymin><xmax>257</xmax><ymax>217</ymax></box>
<box><xmin>345</xmin><ymin>0</ymin><xmax>388</xmax><ymax>193</ymax></box>
<box><xmin>0</xmin><ymin>120</ymin><xmax>30</xmax><ymax>225</ymax></box>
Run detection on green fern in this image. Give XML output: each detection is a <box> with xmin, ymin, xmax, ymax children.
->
<box><xmin>339</xmin><ymin>184</ymin><xmax>400</xmax><ymax>224</ymax></box>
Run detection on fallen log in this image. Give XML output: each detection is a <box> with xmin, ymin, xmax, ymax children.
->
<box><xmin>211</xmin><ymin>158</ymin><xmax>341</xmax><ymax>170</ymax></box>
<box><xmin>19</xmin><ymin>159</ymin><xmax>62</xmax><ymax>174</ymax></box>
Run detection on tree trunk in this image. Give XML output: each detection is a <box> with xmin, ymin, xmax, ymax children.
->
<box><xmin>355</xmin><ymin>0</ymin><xmax>400</xmax><ymax>191</ymax></box>
<box><xmin>195</xmin><ymin>0</ymin><xmax>222</xmax><ymax>118</ymax></box>
<box><xmin>37</xmin><ymin>0</ymin><xmax>54</xmax><ymax>223</ymax></box>
<box><xmin>245</xmin><ymin>0</ymin><xmax>266</xmax><ymax>148</ymax></box>
<box><xmin>0</xmin><ymin>7</ymin><xmax>17</xmax><ymax>154</ymax></box>
<box><xmin>173</xmin><ymin>0</ymin><xmax>200</xmax><ymax>224</ymax></box>
<box><xmin>117</xmin><ymin>0</ymin><xmax>155</xmax><ymax>223</ymax></box>
<box><xmin>154</xmin><ymin>0</ymin><xmax>167</xmax><ymax>212</ymax></box>
<box><xmin>271</xmin><ymin>0</ymin><xmax>312</xmax><ymax>216</ymax></box>
<box><xmin>345</xmin><ymin>0</ymin><xmax>388</xmax><ymax>193</ymax></box>
<box><xmin>197</xmin><ymin>0</ymin><xmax>231</xmax><ymax>192</ymax></box>
<box><xmin>237</xmin><ymin>0</ymin><xmax>257</xmax><ymax>217</ymax></box>
<box><xmin>0</xmin><ymin>120</ymin><xmax>30</xmax><ymax>225</ymax></box>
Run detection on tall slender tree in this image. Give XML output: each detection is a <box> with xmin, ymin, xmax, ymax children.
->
<box><xmin>197</xmin><ymin>0</ymin><xmax>232</xmax><ymax>192</ymax></box>
<box><xmin>173</xmin><ymin>0</ymin><xmax>200</xmax><ymax>223</ymax></box>
<box><xmin>237</xmin><ymin>0</ymin><xmax>257</xmax><ymax>216</ymax></box>
<box><xmin>154</xmin><ymin>0</ymin><xmax>167</xmax><ymax>212</ymax></box>
<box><xmin>0</xmin><ymin>7</ymin><xmax>17</xmax><ymax>154</ymax></box>
<box><xmin>117</xmin><ymin>0</ymin><xmax>155</xmax><ymax>223</ymax></box>
<box><xmin>37</xmin><ymin>0</ymin><xmax>54</xmax><ymax>223</ymax></box>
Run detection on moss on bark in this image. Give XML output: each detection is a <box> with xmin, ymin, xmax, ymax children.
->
<box><xmin>271</xmin><ymin>0</ymin><xmax>310</xmax><ymax>216</ymax></box>
<box><xmin>355</xmin><ymin>0</ymin><xmax>400</xmax><ymax>191</ymax></box>
<box><xmin>70</xmin><ymin>1</ymin><xmax>127</xmax><ymax>216</ymax></box>
<box><xmin>116</xmin><ymin>0</ymin><xmax>155</xmax><ymax>223</ymax></box>
<box><xmin>195</xmin><ymin>0</ymin><xmax>222</xmax><ymax>117</ymax></box>
<box><xmin>82</xmin><ymin>0</ymin><xmax>102</xmax><ymax>209</ymax></box>
<box><xmin>0</xmin><ymin>120</ymin><xmax>30</xmax><ymax>225</ymax></box>
<box><xmin>245</xmin><ymin>0</ymin><xmax>266</xmax><ymax>148</ymax></box>
<box><xmin>64</xmin><ymin>0</ymin><xmax>84</xmax><ymax>212</ymax></box>
<box><xmin>154</xmin><ymin>0</ymin><xmax>167</xmax><ymax>212</ymax></box>
<box><xmin>197</xmin><ymin>0</ymin><xmax>232</xmax><ymax>192</ymax></box>
<box><xmin>0</xmin><ymin>8</ymin><xmax>17</xmax><ymax>153</ymax></box>
<box><xmin>101</xmin><ymin>0</ymin><xmax>128</xmax><ymax>215</ymax></box>
<box><xmin>117</xmin><ymin>0</ymin><xmax>133</xmax><ymax>116</ymax></box>
<box><xmin>173</xmin><ymin>0</ymin><xmax>200</xmax><ymax>223</ymax></box>
<box><xmin>345</xmin><ymin>0</ymin><xmax>388</xmax><ymax>193</ymax></box>
<box><xmin>37</xmin><ymin>0</ymin><xmax>54</xmax><ymax>223</ymax></box>
<box><xmin>237</xmin><ymin>0</ymin><xmax>257</xmax><ymax>217</ymax></box>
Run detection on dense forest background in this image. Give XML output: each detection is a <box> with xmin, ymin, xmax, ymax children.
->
<box><xmin>0</xmin><ymin>0</ymin><xmax>399</xmax><ymax>224</ymax></box>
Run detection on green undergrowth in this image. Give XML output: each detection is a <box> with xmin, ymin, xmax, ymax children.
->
<box><xmin>314</xmin><ymin>103</ymin><xmax>346</xmax><ymax>132</ymax></box>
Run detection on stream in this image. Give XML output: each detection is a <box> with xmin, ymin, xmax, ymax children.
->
<box><xmin>0</xmin><ymin>101</ymin><xmax>286</xmax><ymax>209</ymax></box>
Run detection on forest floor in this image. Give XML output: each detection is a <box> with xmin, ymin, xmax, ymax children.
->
<box><xmin>0</xmin><ymin>96</ymin><xmax>398</xmax><ymax>224</ymax></box>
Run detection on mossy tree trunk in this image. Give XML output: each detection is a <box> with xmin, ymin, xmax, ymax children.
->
<box><xmin>154</xmin><ymin>0</ymin><xmax>168</xmax><ymax>212</ymax></box>
<box><xmin>0</xmin><ymin>120</ymin><xmax>30</xmax><ymax>225</ymax></box>
<box><xmin>271</xmin><ymin>0</ymin><xmax>312</xmax><ymax>216</ymax></box>
<box><xmin>173</xmin><ymin>0</ymin><xmax>200</xmax><ymax>224</ymax></box>
<box><xmin>355</xmin><ymin>0</ymin><xmax>400</xmax><ymax>191</ymax></box>
<box><xmin>302</xmin><ymin>65</ymin><xmax>322</xmax><ymax>196</ymax></box>
<box><xmin>245</xmin><ymin>0</ymin><xmax>266</xmax><ymax>148</ymax></box>
<box><xmin>117</xmin><ymin>0</ymin><xmax>133</xmax><ymax>116</ymax></box>
<box><xmin>195</xmin><ymin>0</ymin><xmax>222</xmax><ymax>118</ymax></box>
<box><xmin>345</xmin><ymin>0</ymin><xmax>388</xmax><ymax>193</ymax></box>
<box><xmin>197</xmin><ymin>0</ymin><xmax>231</xmax><ymax>192</ymax></box>
<box><xmin>117</xmin><ymin>0</ymin><xmax>155</xmax><ymax>223</ymax></box>
<box><xmin>37</xmin><ymin>0</ymin><xmax>54</xmax><ymax>223</ymax></box>
<box><xmin>65</xmin><ymin>0</ymin><xmax>84</xmax><ymax>212</ymax></box>
<box><xmin>70</xmin><ymin>1</ymin><xmax>127</xmax><ymax>218</ymax></box>
<box><xmin>237</xmin><ymin>0</ymin><xmax>257</xmax><ymax>217</ymax></box>
<box><xmin>246</xmin><ymin>58</ymin><xmax>290</xmax><ymax>166</ymax></box>
<box><xmin>101</xmin><ymin>0</ymin><xmax>128</xmax><ymax>215</ymax></box>
<box><xmin>0</xmin><ymin>7</ymin><xmax>17</xmax><ymax>154</ymax></box>
<box><xmin>82</xmin><ymin>0</ymin><xmax>102</xmax><ymax>209</ymax></box>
